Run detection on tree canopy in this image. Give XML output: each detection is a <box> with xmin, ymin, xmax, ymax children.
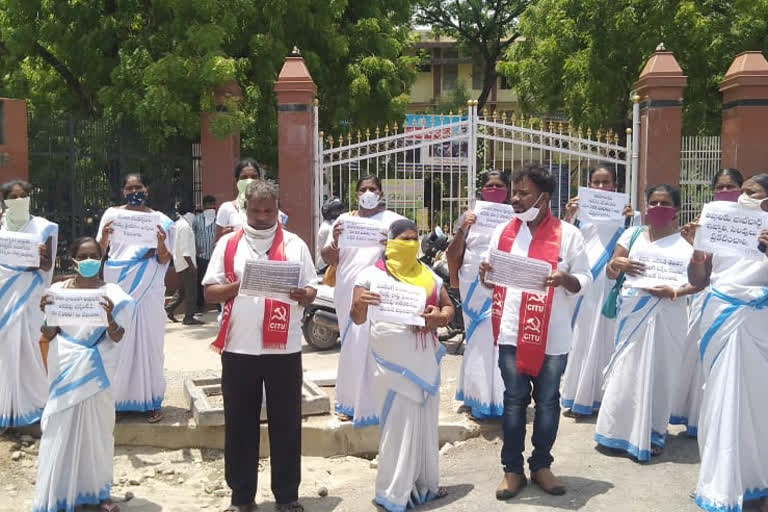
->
<box><xmin>0</xmin><ymin>0</ymin><xmax>418</xmax><ymax>165</ymax></box>
<box><xmin>415</xmin><ymin>0</ymin><xmax>531</xmax><ymax>111</ymax></box>
<box><xmin>499</xmin><ymin>0</ymin><xmax>768</xmax><ymax>135</ymax></box>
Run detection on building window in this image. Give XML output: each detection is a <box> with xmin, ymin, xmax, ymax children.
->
<box><xmin>419</xmin><ymin>62</ymin><xmax>432</xmax><ymax>73</ymax></box>
<box><xmin>500</xmin><ymin>75</ymin><xmax>513</xmax><ymax>90</ymax></box>
<box><xmin>472</xmin><ymin>61</ymin><xmax>484</xmax><ymax>90</ymax></box>
<box><xmin>442</xmin><ymin>48</ymin><xmax>459</xmax><ymax>90</ymax></box>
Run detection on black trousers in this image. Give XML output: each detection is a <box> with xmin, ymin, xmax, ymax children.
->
<box><xmin>196</xmin><ymin>257</ymin><xmax>210</xmax><ymax>310</ymax></box>
<box><xmin>166</xmin><ymin>266</ymin><xmax>197</xmax><ymax>320</ymax></box>
<box><xmin>221</xmin><ymin>351</ymin><xmax>302</xmax><ymax>506</ymax></box>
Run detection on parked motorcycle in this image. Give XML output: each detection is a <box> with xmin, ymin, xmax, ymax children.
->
<box><xmin>302</xmin><ymin>274</ymin><xmax>340</xmax><ymax>350</ymax></box>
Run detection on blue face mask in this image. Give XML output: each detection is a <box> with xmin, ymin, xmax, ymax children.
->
<box><xmin>126</xmin><ymin>191</ymin><xmax>147</xmax><ymax>206</ymax></box>
<box><xmin>74</xmin><ymin>258</ymin><xmax>101</xmax><ymax>278</ymax></box>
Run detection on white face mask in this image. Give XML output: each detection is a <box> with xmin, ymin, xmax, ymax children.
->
<box><xmin>738</xmin><ymin>193</ymin><xmax>768</xmax><ymax>211</ymax></box>
<box><xmin>2</xmin><ymin>197</ymin><xmax>31</xmax><ymax>231</ymax></box>
<box><xmin>243</xmin><ymin>221</ymin><xmax>277</xmax><ymax>240</ymax></box>
<box><xmin>358</xmin><ymin>190</ymin><xmax>380</xmax><ymax>210</ymax></box>
<box><xmin>516</xmin><ymin>193</ymin><xmax>544</xmax><ymax>223</ymax></box>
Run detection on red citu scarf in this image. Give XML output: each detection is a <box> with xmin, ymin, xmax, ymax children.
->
<box><xmin>211</xmin><ymin>225</ymin><xmax>290</xmax><ymax>353</ymax></box>
<box><xmin>491</xmin><ymin>213</ymin><xmax>562</xmax><ymax>377</ymax></box>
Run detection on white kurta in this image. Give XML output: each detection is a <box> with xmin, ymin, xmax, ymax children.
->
<box><xmin>694</xmin><ymin>251</ymin><xmax>768</xmax><ymax>512</ymax></box>
<box><xmin>561</xmin><ymin>221</ymin><xmax>624</xmax><ymax>415</ymax></box>
<box><xmin>97</xmin><ymin>207</ymin><xmax>174</xmax><ymax>412</ymax></box>
<box><xmin>669</xmin><ymin>291</ymin><xmax>706</xmax><ymax>437</ymax></box>
<box><xmin>0</xmin><ymin>216</ymin><xmax>58</xmax><ymax>427</ymax></box>
<box><xmin>326</xmin><ymin>210</ymin><xmax>403</xmax><ymax>427</ymax></box>
<box><xmin>33</xmin><ymin>283</ymin><xmax>134</xmax><ymax>512</ymax></box>
<box><xmin>454</xmin><ymin>217</ymin><xmax>504</xmax><ymax>418</ymax></box>
<box><xmin>356</xmin><ymin>266</ymin><xmax>444</xmax><ymax>512</ymax></box>
<box><xmin>594</xmin><ymin>230</ymin><xmax>692</xmax><ymax>461</ymax></box>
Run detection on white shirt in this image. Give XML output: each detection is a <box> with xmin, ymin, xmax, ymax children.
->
<box><xmin>216</xmin><ymin>200</ymin><xmax>289</xmax><ymax>230</ymax></box>
<box><xmin>484</xmin><ymin>217</ymin><xmax>591</xmax><ymax>355</ymax></box>
<box><xmin>202</xmin><ymin>228</ymin><xmax>316</xmax><ymax>356</ymax></box>
<box><xmin>172</xmin><ymin>217</ymin><xmax>196</xmax><ymax>272</ymax></box>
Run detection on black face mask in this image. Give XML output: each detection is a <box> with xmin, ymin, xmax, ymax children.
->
<box><xmin>126</xmin><ymin>191</ymin><xmax>147</xmax><ymax>206</ymax></box>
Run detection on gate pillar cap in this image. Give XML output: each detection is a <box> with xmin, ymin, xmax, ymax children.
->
<box><xmin>634</xmin><ymin>49</ymin><xmax>687</xmax><ymax>101</ymax></box>
<box><xmin>720</xmin><ymin>52</ymin><xmax>768</xmax><ymax>98</ymax></box>
<box><xmin>274</xmin><ymin>56</ymin><xmax>317</xmax><ymax>97</ymax></box>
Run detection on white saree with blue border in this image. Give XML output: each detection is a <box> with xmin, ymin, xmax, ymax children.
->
<box><xmin>694</xmin><ymin>253</ymin><xmax>768</xmax><ymax>512</ymax></box>
<box><xmin>594</xmin><ymin>232</ymin><xmax>691</xmax><ymax>461</ymax></box>
<box><xmin>97</xmin><ymin>207</ymin><xmax>174</xmax><ymax>412</ymax></box>
<box><xmin>357</xmin><ymin>265</ymin><xmax>444</xmax><ymax>512</ymax></box>
<box><xmin>0</xmin><ymin>216</ymin><xmax>58</xmax><ymax>427</ymax></box>
<box><xmin>561</xmin><ymin>220</ymin><xmax>623</xmax><ymax>416</ymax></box>
<box><xmin>454</xmin><ymin>217</ymin><xmax>504</xmax><ymax>419</ymax></box>
<box><xmin>33</xmin><ymin>282</ymin><xmax>134</xmax><ymax>512</ymax></box>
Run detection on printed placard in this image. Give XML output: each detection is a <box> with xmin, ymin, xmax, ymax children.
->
<box><xmin>694</xmin><ymin>201</ymin><xmax>768</xmax><ymax>260</ymax></box>
<box><xmin>239</xmin><ymin>259</ymin><xmax>301</xmax><ymax>302</ymax></box>
<box><xmin>338</xmin><ymin>217</ymin><xmax>386</xmax><ymax>248</ymax></box>
<box><xmin>624</xmin><ymin>246</ymin><xmax>691</xmax><ymax>289</ymax></box>
<box><xmin>577</xmin><ymin>187</ymin><xmax>628</xmax><ymax>226</ymax></box>
<box><xmin>111</xmin><ymin>210</ymin><xmax>160</xmax><ymax>247</ymax></box>
<box><xmin>369</xmin><ymin>280</ymin><xmax>427</xmax><ymax>327</ymax></box>
<box><xmin>0</xmin><ymin>231</ymin><xmax>40</xmax><ymax>267</ymax></box>
<box><xmin>473</xmin><ymin>201</ymin><xmax>516</xmax><ymax>233</ymax></box>
<box><xmin>45</xmin><ymin>289</ymin><xmax>108</xmax><ymax>327</ymax></box>
<box><xmin>486</xmin><ymin>249</ymin><xmax>551</xmax><ymax>293</ymax></box>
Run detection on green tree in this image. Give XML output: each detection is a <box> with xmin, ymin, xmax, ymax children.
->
<box><xmin>415</xmin><ymin>0</ymin><xmax>532</xmax><ymax>111</ymax></box>
<box><xmin>499</xmin><ymin>0</ymin><xmax>768</xmax><ymax>135</ymax></box>
<box><xmin>0</xmin><ymin>0</ymin><xmax>418</xmax><ymax>164</ymax></box>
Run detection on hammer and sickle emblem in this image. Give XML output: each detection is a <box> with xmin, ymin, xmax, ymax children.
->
<box><xmin>525</xmin><ymin>317</ymin><xmax>542</xmax><ymax>333</ymax></box>
<box><xmin>493</xmin><ymin>290</ymin><xmax>504</xmax><ymax>309</ymax></box>
<box><xmin>529</xmin><ymin>293</ymin><xmax>547</xmax><ymax>304</ymax></box>
<box><xmin>271</xmin><ymin>306</ymin><xmax>288</xmax><ymax>322</ymax></box>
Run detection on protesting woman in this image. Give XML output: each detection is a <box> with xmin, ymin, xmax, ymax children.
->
<box><xmin>321</xmin><ymin>175</ymin><xmax>403</xmax><ymax>426</ymax></box>
<box><xmin>96</xmin><ymin>174</ymin><xmax>174</xmax><ymax>422</ymax></box>
<box><xmin>446</xmin><ymin>170</ymin><xmax>508</xmax><ymax>419</ymax></box>
<box><xmin>595</xmin><ymin>185</ymin><xmax>702</xmax><ymax>461</ymax></box>
<box><xmin>34</xmin><ymin>237</ymin><xmax>134</xmax><ymax>512</ymax></box>
<box><xmin>351</xmin><ymin>219</ymin><xmax>453</xmax><ymax>511</ymax></box>
<box><xmin>670</xmin><ymin>168</ymin><xmax>743</xmax><ymax>437</ymax></box>
<box><xmin>561</xmin><ymin>164</ymin><xmax>634</xmax><ymax>418</ymax></box>
<box><xmin>688</xmin><ymin>174</ymin><xmax>768</xmax><ymax>512</ymax></box>
<box><xmin>0</xmin><ymin>179</ymin><xmax>58</xmax><ymax>429</ymax></box>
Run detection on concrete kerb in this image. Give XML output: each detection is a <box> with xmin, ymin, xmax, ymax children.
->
<box><xmin>112</xmin><ymin>414</ymin><xmax>494</xmax><ymax>458</ymax></box>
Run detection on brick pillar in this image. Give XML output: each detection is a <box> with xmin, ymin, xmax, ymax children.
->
<box><xmin>274</xmin><ymin>50</ymin><xmax>318</xmax><ymax>254</ymax></box>
<box><xmin>634</xmin><ymin>46</ymin><xmax>687</xmax><ymax>210</ymax></box>
<box><xmin>720</xmin><ymin>51</ymin><xmax>768</xmax><ymax>177</ymax></box>
<box><xmin>0</xmin><ymin>98</ymin><xmax>29</xmax><ymax>183</ymax></box>
<box><xmin>200</xmin><ymin>81</ymin><xmax>241</xmax><ymax>207</ymax></box>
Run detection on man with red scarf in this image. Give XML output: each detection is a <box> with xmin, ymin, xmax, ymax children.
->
<box><xmin>480</xmin><ymin>165</ymin><xmax>591</xmax><ymax>500</ymax></box>
<box><xmin>203</xmin><ymin>179</ymin><xmax>316</xmax><ymax>512</ymax></box>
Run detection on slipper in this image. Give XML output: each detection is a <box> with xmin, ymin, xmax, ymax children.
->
<box><xmin>336</xmin><ymin>413</ymin><xmax>352</xmax><ymax>422</ymax></box>
<box><xmin>99</xmin><ymin>500</ymin><xmax>120</xmax><ymax>512</ymax></box>
<box><xmin>434</xmin><ymin>487</ymin><xmax>449</xmax><ymax>500</ymax></box>
<box><xmin>147</xmin><ymin>410</ymin><xmax>164</xmax><ymax>423</ymax></box>
<box><xmin>562</xmin><ymin>409</ymin><xmax>584</xmax><ymax>419</ymax></box>
<box><xmin>651</xmin><ymin>445</ymin><xmax>664</xmax><ymax>457</ymax></box>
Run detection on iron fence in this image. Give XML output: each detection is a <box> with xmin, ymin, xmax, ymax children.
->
<box><xmin>680</xmin><ymin>135</ymin><xmax>722</xmax><ymax>224</ymax></box>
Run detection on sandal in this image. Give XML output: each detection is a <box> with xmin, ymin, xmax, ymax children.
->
<box><xmin>336</xmin><ymin>413</ymin><xmax>352</xmax><ymax>422</ymax></box>
<box><xmin>100</xmin><ymin>500</ymin><xmax>120</xmax><ymax>512</ymax></box>
<box><xmin>147</xmin><ymin>409</ymin><xmax>164</xmax><ymax>423</ymax></box>
<box><xmin>434</xmin><ymin>487</ymin><xmax>449</xmax><ymax>500</ymax></box>
<box><xmin>650</xmin><ymin>445</ymin><xmax>664</xmax><ymax>457</ymax></box>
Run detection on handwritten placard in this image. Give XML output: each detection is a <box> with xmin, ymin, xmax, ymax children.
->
<box><xmin>338</xmin><ymin>217</ymin><xmax>386</xmax><ymax>248</ymax></box>
<box><xmin>369</xmin><ymin>280</ymin><xmax>427</xmax><ymax>327</ymax></box>
<box><xmin>624</xmin><ymin>246</ymin><xmax>691</xmax><ymax>289</ymax></box>
<box><xmin>45</xmin><ymin>289</ymin><xmax>108</xmax><ymax>327</ymax></box>
<box><xmin>0</xmin><ymin>231</ymin><xmax>40</xmax><ymax>267</ymax></box>
<box><xmin>111</xmin><ymin>211</ymin><xmax>160</xmax><ymax>247</ymax></box>
<box><xmin>239</xmin><ymin>259</ymin><xmax>301</xmax><ymax>302</ymax></box>
<box><xmin>473</xmin><ymin>201</ymin><xmax>516</xmax><ymax>233</ymax></box>
<box><xmin>486</xmin><ymin>249</ymin><xmax>551</xmax><ymax>293</ymax></box>
<box><xmin>578</xmin><ymin>187</ymin><xmax>628</xmax><ymax>226</ymax></box>
<box><xmin>694</xmin><ymin>201</ymin><xmax>768</xmax><ymax>260</ymax></box>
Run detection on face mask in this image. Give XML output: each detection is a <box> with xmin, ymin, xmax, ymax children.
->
<box><xmin>359</xmin><ymin>190</ymin><xmax>380</xmax><ymax>210</ymax></box>
<box><xmin>645</xmin><ymin>205</ymin><xmax>678</xmax><ymax>227</ymax></box>
<box><xmin>3</xmin><ymin>197</ymin><xmax>31</xmax><ymax>230</ymax></box>
<box><xmin>243</xmin><ymin>221</ymin><xmax>277</xmax><ymax>239</ymax></box>
<box><xmin>385</xmin><ymin>239</ymin><xmax>420</xmax><ymax>269</ymax></box>
<box><xmin>737</xmin><ymin>193</ymin><xmax>768</xmax><ymax>210</ymax></box>
<box><xmin>126</xmin><ymin>191</ymin><xmax>147</xmax><ymax>206</ymax></box>
<box><xmin>481</xmin><ymin>187</ymin><xmax>508</xmax><ymax>203</ymax></box>
<box><xmin>516</xmin><ymin>193</ymin><xmax>544</xmax><ymax>223</ymax></box>
<box><xmin>714</xmin><ymin>189</ymin><xmax>741</xmax><ymax>202</ymax></box>
<box><xmin>73</xmin><ymin>258</ymin><xmax>101</xmax><ymax>278</ymax></box>
<box><xmin>236</xmin><ymin>178</ymin><xmax>256</xmax><ymax>207</ymax></box>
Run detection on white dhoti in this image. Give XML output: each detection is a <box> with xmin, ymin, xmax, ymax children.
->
<box><xmin>595</xmin><ymin>293</ymin><xmax>687</xmax><ymax>461</ymax></box>
<box><xmin>694</xmin><ymin>287</ymin><xmax>768</xmax><ymax>512</ymax></box>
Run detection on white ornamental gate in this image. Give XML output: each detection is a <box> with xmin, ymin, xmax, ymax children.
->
<box><xmin>314</xmin><ymin>102</ymin><xmax>637</xmax><ymax>237</ymax></box>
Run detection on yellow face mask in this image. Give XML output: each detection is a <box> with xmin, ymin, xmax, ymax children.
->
<box><xmin>384</xmin><ymin>239</ymin><xmax>434</xmax><ymax>295</ymax></box>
